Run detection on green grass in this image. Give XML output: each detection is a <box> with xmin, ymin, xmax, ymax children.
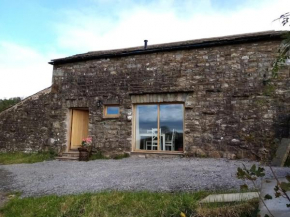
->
<box><xmin>0</xmin><ymin>151</ymin><xmax>56</xmax><ymax>165</ymax></box>
<box><xmin>0</xmin><ymin>191</ymin><xmax>206</xmax><ymax>217</ymax></box>
<box><xmin>196</xmin><ymin>199</ymin><xmax>259</xmax><ymax>217</ymax></box>
<box><xmin>89</xmin><ymin>152</ymin><xmax>110</xmax><ymax>160</ymax></box>
<box><xmin>112</xmin><ymin>153</ymin><xmax>130</xmax><ymax>160</ymax></box>
<box><xmin>89</xmin><ymin>152</ymin><xmax>130</xmax><ymax>160</ymax></box>
<box><xmin>0</xmin><ymin>191</ymin><xmax>259</xmax><ymax>217</ymax></box>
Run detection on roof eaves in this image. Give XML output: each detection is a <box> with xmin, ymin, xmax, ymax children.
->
<box><xmin>49</xmin><ymin>31</ymin><xmax>287</xmax><ymax>65</ymax></box>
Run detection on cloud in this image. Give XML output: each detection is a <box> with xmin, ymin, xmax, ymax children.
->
<box><xmin>54</xmin><ymin>0</ymin><xmax>290</xmax><ymax>54</ymax></box>
<box><xmin>137</xmin><ymin>104</ymin><xmax>183</xmax><ymax>122</ymax></box>
<box><xmin>1</xmin><ymin>0</ymin><xmax>289</xmax><ymax>98</ymax></box>
<box><xmin>160</xmin><ymin>104</ymin><xmax>183</xmax><ymax>122</ymax></box>
<box><xmin>137</xmin><ymin>105</ymin><xmax>158</xmax><ymax>122</ymax></box>
<box><xmin>0</xmin><ymin>41</ymin><xmax>56</xmax><ymax>98</ymax></box>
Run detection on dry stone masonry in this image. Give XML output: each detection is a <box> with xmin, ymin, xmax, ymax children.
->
<box><xmin>0</xmin><ymin>31</ymin><xmax>290</xmax><ymax>160</ymax></box>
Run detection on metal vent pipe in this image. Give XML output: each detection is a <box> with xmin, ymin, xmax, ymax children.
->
<box><xmin>144</xmin><ymin>40</ymin><xmax>148</xmax><ymax>49</ymax></box>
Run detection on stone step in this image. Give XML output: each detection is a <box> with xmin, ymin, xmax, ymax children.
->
<box><xmin>55</xmin><ymin>156</ymin><xmax>79</xmax><ymax>161</ymax></box>
<box><xmin>271</xmin><ymin>138</ymin><xmax>290</xmax><ymax>167</ymax></box>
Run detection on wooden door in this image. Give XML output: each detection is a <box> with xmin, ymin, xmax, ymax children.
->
<box><xmin>70</xmin><ymin>109</ymin><xmax>89</xmax><ymax>149</ymax></box>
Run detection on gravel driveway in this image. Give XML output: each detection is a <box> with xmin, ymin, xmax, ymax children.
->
<box><xmin>1</xmin><ymin>158</ymin><xmax>290</xmax><ymax>197</ymax></box>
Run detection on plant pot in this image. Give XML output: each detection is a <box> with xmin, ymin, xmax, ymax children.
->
<box><xmin>78</xmin><ymin>147</ymin><xmax>92</xmax><ymax>161</ymax></box>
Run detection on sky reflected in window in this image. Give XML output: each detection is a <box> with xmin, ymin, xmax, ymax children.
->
<box><xmin>137</xmin><ymin>105</ymin><xmax>158</xmax><ymax>133</ymax></box>
<box><xmin>107</xmin><ymin>106</ymin><xmax>119</xmax><ymax>115</ymax></box>
<box><xmin>160</xmin><ymin>104</ymin><xmax>183</xmax><ymax>133</ymax></box>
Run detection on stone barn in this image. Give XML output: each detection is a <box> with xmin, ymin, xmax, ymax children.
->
<box><xmin>0</xmin><ymin>31</ymin><xmax>290</xmax><ymax>160</ymax></box>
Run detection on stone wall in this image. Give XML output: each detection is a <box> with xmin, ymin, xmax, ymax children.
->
<box><xmin>1</xmin><ymin>38</ymin><xmax>290</xmax><ymax>160</ymax></box>
<box><xmin>0</xmin><ymin>87</ymin><xmax>66</xmax><ymax>153</ymax></box>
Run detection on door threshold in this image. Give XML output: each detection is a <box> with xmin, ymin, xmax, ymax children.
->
<box><xmin>69</xmin><ymin>149</ymin><xmax>79</xmax><ymax>152</ymax></box>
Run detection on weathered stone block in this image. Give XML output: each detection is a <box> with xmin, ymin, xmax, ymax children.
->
<box><xmin>271</xmin><ymin>138</ymin><xmax>290</xmax><ymax>167</ymax></box>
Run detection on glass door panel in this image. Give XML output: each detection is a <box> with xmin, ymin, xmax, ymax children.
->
<box><xmin>135</xmin><ymin>105</ymin><xmax>158</xmax><ymax>150</ymax></box>
<box><xmin>160</xmin><ymin>104</ymin><xmax>183</xmax><ymax>151</ymax></box>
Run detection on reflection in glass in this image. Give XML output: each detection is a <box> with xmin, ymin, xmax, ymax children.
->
<box><xmin>160</xmin><ymin>104</ymin><xmax>183</xmax><ymax>151</ymax></box>
<box><xmin>107</xmin><ymin>106</ymin><xmax>119</xmax><ymax>115</ymax></box>
<box><xmin>135</xmin><ymin>105</ymin><xmax>158</xmax><ymax>150</ymax></box>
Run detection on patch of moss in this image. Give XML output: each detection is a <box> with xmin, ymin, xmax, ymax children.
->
<box><xmin>254</xmin><ymin>98</ymin><xmax>268</xmax><ymax>106</ymax></box>
<box><xmin>112</xmin><ymin>153</ymin><xmax>130</xmax><ymax>160</ymax></box>
<box><xmin>263</xmin><ymin>84</ymin><xmax>276</xmax><ymax>97</ymax></box>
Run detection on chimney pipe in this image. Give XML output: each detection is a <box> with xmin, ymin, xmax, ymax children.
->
<box><xmin>144</xmin><ymin>40</ymin><xmax>148</xmax><ymax>49</ymax></box>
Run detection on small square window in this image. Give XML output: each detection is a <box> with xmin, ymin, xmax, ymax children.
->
<box><xmin>104</xmin><ymin>106</ymin><xmax>120</xmax><ymax>118</ymax></box>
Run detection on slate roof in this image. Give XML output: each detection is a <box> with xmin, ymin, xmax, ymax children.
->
<box><xmin>49</xmin><ymin>30</ymin><xmax>287</xmax><ymax>65</ymax></box>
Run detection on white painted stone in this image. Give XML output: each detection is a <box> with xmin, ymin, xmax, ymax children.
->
<box><xmin>231</xmin><ymin>139</ymin><xmax>240</xmax><ymax>143</ymax></box>
<box><xmin>176</xmin><ymin>54</ymin><xmax>183</xmax><ymax>60</ymax></box>
<box><xmin>222</xmin><ymin>83</ymin><xmax>229</xmax><ymax>88</ymax></box>
<box><xmin>263</xmin><ymin>113</ymin><xmax>273</xmax><ymax>119</ymax></box>
<box><xmin>127</xmin><ymin>115</ymin><xmax>132</xmax><ymax>121</ymax></box>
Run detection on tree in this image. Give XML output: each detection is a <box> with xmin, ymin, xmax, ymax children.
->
<box><xmin>0</xmin><ymin>97</ymin><xmax>22</xmax><ymax>113</ymax></box>
<box><xmin>272</xmin><ymin>12</ymin><xmax>290</xmax><ymax>77</ymax></box>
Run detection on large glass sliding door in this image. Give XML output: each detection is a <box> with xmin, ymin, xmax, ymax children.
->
<box><xmin>135</xmin><ymin>105</ymin><xmax>158</xmax><ymax>150</ymax></box>
<box><xmin>135</xmin><ymin>104</ymin><xmax>183</xmax><ymax>152</ymax></box>
<box><xmin>160</xmin><ymin>104</ymin><xmax>184</xmax><ymax>151</ymax></box>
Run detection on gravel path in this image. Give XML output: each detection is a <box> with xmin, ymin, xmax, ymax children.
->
<box><xmin>0</xmin><ymin>167</ymin><xmax>13</xmax><ymax>192</ymax></box>
<box><xmin>1</xmin><ymin>158</ymin><xmax>290</xmax><ymax>197</ymax></box>
<box><xmin>0</xmin><ymin>168</ymin><xmax>13</xmax><ymax>207</ymax></box>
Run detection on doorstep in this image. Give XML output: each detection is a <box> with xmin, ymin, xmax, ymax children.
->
<box><xmin>56</xmin><ymin>150</ymin><xmax>79</xmax><ymax>161</ymax></box>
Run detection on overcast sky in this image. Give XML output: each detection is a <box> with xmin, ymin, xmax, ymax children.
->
<box><xmin>0</xmin><ymin>0</ymin><xmax>289</xmax><ymax>98</ymax></box>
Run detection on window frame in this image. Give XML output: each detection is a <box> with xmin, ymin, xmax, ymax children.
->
<box><xmin>103</xmin><ymin>105</ymin><xmax>120</xmax><ymax>118</ymax></box>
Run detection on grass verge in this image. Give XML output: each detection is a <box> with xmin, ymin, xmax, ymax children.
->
<box><xmin>89</xmin><ymin>152</ymin><xmax>130</xmax><ymax>160</ymax></box>
<box><xmin>0</xmin><ymin>151</ymin><xmax>56</xmax><ymax>165</ymax></box>
<box><xmin>196</xmin><ymin>199</ymin><xmax>259</xmax><ymax>217</ymax></box>
<box><xmin>0</xmin><ymin>191</ymin><xmax>259</xmax><ymax>217</ymax></box>
<box><xmin>89</xmin><ymin>152</ymin><xmax>109</xmax><ymax>160</ymax></box>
